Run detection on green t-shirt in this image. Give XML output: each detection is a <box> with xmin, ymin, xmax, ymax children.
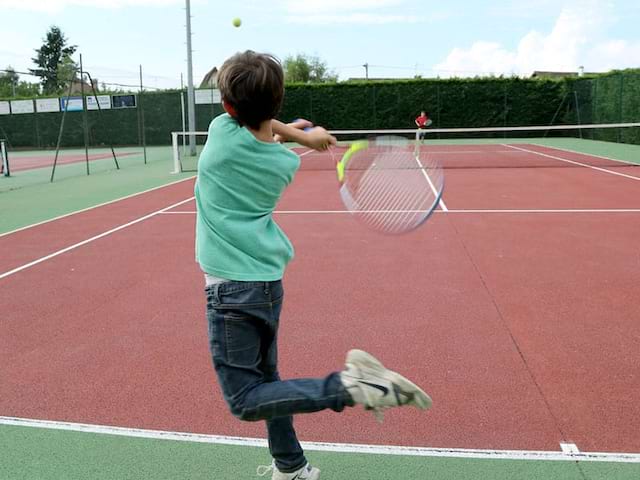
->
<box><xmin>195</xmin><ymin>114</ymin><xmax>300</xmax><ymax>281</ymax></box>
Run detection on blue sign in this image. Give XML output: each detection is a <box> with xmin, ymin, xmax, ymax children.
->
<box><xmin>60</xmin><ymin>97</ymin><xmax>84</xmax><ymax>112</ymax></box>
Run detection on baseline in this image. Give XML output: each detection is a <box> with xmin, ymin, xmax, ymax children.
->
<box><xmin>1</xmin><ymin>417</ymin><xmax>638</xmax><ymax>463</ymax></box>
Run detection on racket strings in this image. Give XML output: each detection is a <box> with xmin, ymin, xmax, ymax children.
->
<box><xmin>342</xmin><ymin>146</ymin><xmax>442</xmax><ymax>233</ymax></box>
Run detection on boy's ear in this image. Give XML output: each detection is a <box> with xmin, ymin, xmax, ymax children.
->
<box><xmin>223</xmin><ymin>100</ymin><xmax>238</xmax><ymax>118</ymax></box>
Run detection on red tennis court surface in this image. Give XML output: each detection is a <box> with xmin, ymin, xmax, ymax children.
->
<box><xmin>2</xmin><ymin>144</ymin><xmax>639</xmax><ymax>456</ymax></box>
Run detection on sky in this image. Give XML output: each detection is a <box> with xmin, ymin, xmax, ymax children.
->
<box><xmin>0</xmin><ymin>0</ymin><xmax>639</xmax><ymax>90</ymax></box>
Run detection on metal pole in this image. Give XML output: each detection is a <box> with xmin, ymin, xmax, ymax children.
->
<box><xmin>185</xmin><ymin>0</ymin><xmax>197</xmax><ymax>155</ymax></box>
<box><xmin>180</xmin><ymin>90</ymin><xmax>187</xmax><ymax>158</ymax></box>
<box><xmin>574</xmin><ymin>90</ymin><xmax>582</xmax><ymax>139</ymax></box>
<box><xmin>617</xmin><ymin>73</ymin><xmax>624</xmax><ymax>143</ymax></box>
<box><xmin>503</xmin><ymin>83</ymin><xmax>508</xmax><ymax>138</ymax></box>
<box><xmin>85</xmin><ymin>71</ymin><xmax>119</xmax><ymax>170</ymax></box>
<box><xmin>436</xmin><ymin>84</ymin><xmax>441</xmax><ymax>138</ymax></box>
<box><xmin>80</xmin><ymin>54</ymin><xmax>90</xmax><ymax>175</ymax></box>
<box><xmin>139</xmin><ymin>64</ymin><xmax>147</xmax><ymax>164</ymax></box>
<box><xmin>51</xmin><ymin>69</ymin><xmax>78</xmax><ymax>182</ymax></box>
<box><xmin>544</xmin><ymin>91</ymin><xmax>568</xmax><ymax>137</ymax></box>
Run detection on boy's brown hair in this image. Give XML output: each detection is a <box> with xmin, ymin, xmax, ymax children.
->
<box><xmin>217</xmin><ymin>51</ymin><xmax>284</xmax><ymax>130</ymax></box>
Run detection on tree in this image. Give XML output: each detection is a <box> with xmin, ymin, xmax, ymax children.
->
<box><xmin>283</xmin><ymin>54</ymin><xmax>337</xmax><ymax>83</ymax></box>
<box><xmin>30</xmin><ymin>26</ymin><xmax>77</xmax><ymax>94</ymax></box>
<box><xmin>57</xmin><ymin>54</ymin><xmax>78</xmax><ymax>88</ymax></box>
<box><xmin>0</xmin><ymin>67</ymin><xmax>40</xmax><ymax>97</ymax></box>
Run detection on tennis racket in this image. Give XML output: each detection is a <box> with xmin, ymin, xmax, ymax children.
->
<box><xmin>335</xmin><ymin>135</ymin><xmax>444</xmax><ymax>234</ymax></box>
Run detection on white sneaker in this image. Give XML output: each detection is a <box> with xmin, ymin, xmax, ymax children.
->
<box><xmin>340</xmin><ymin>349</ymin><xmax>432</xmax><ymax>421</ymax></box>
<box><xmin>257</xmin><ymin>462</ymin><xmax>320</xmax><ymax>480</ymax></box>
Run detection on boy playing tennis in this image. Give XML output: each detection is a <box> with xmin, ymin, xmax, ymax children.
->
<box><xmin>196</xmin><ymin>50</ymin><xmax>432</xmax><ymax>480</ymax></box>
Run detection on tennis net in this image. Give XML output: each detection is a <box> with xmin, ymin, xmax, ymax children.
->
<box><xmin>172</xmin><ymin>122</ymin><xmax>640</xmax><ymax>173</ymax></box>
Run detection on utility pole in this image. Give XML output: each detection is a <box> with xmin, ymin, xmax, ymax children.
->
<box><xmin>363</xmin><ymin>62</ymin><xmax>369</xmax><ymax>81</ymax></box>
<box><xmin>185</xmin><ymin>0</ymin><xmax>196</xmax><ymax>155</ymax></box>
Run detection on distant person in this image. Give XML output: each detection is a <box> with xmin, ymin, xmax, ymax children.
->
<box><xmin>415</xmin><ymin>111</ymin><xmax>432</xmax><ymax>141</ymax></box>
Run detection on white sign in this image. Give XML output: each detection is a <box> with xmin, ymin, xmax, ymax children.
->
<box><xmin>0</xmin><ymin>101</ymin><xmax>9</xmax><ymax>115</ymax></box>
<box><xmin>10</xmin><ymin>99</ymin><xmax>35</xmax><ymax>114</ymax></box>
<box><xmin>60</xmin><ymin>97</ymin><xmax>84</xmax><ymax>112</ymax></box>
<box><xmin>195</xmin><ymin>89</ymin><xmax>221</xmax><ymax>104</ymax></box>
<box><xmin>86</xmin><ymin>95</ymin><xmax>112</xmax><ymax>110</ymax></box>
<box><xmin>36</xmin><ymin>98</ymin><xmax>60</xmax><ymax>113</ymax></box>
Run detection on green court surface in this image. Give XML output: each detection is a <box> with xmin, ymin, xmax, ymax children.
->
<box><xmin>0</xmin><ymin>146</ymin><xmax>194</xmax><ymax>234</ymax></box>
<box><xmin>525</xmin><ymin>137</ymin><xmax>640</xmax><ymax>163</ymax></box>
<box><xmin>2</xmin><ymin>424</ymin><xmax>639</xmax><ymax>480</ymax></box>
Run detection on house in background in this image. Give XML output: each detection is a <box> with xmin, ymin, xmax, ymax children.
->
<box><xmin>68</xmin><ymin>77</ymin><xmax>99</xmax><ymax>94</ymax></box>
<box><xmin>200</xmin><ymin>67</ymin><xmax>218</xmax><ymax>88</ymax></box>
<box><xmin>531</xmin><ymin>68</ymin><xmax>600</xmax><ymax>79</ymax></box>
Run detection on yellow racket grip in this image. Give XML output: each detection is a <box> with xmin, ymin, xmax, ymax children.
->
<box><xmin>337</xmin><ymin>140</ymin><xmax>368</xmax><ymax>182</ymax></box>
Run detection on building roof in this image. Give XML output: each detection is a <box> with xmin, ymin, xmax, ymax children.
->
<box><xmin>200</xmin><ymin>67</ymin><xmax>218</xmax><ymax>88</ymax></box>
<box><xmin>531</xmin><ymin>70</ymin><xmax>600</xmax><ymax>78</ymax></box>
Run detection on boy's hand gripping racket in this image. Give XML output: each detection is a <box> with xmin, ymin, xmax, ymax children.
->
<box><xmin>335</xmin><ymin>136</ymin><xmax>444</xmax><ymax>234</ymax></box>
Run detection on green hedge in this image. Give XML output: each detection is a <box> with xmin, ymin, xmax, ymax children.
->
<box><xmin>581</xmin><ymin>69</ymin><xmax>640</xmax><ymax>144</ymax></box>
<box><xmin>280</xmin><ymin>77</ymin><xmax>571</xmax><ymax>129</ymax></box>
<box><xmin>1</xmin><ymin>71</ymin><xmax>638</xmax><ymax>149</ymax></box>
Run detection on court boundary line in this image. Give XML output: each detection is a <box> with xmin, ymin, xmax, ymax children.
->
<box><xmin>503</xmin><ymin>144</ymin><xmax>640</xmax><ymax>181</ymax></box>
<box><xmin>1</xmin><ymin>416</ymin><xmax>639</xmax><ymax>463</ymax></box>
<box><xmin>0</xmin><ymin>196</ymin><xmax>194</xmax><ymax>281</ymax></box>
<box><xmin>414</xmin><ymin>151</ymin><xmax>448</xmax><ymax>211</ymax></box>
<box><xmin>528</xmin><ymin>143</ymin><xmax>640</xmax><ymax>167</ymax></box>
<box><xmin>159</xmin><ymin>208</ymin><xmax>640</xmax><ymax>215</ymax></box>
<box><xmin>0</xmin><ymin>175</ymin><xmax>196</xmax><ymax>239</ymax></box>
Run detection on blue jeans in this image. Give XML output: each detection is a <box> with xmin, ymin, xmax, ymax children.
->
<box><xmin>205</xmin><ymin>280</ymin><xmax>352</xmax><ymax>473</ymax></box>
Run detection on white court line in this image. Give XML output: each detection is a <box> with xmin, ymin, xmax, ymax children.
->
<box><xmin>444</xmin><ymin>208</ymin><xmax>640</xmax><ymax>213</ymax></box>
<box><xmin>414</xmin><ymin>151</ymin><xmax>448</xmax><ymax>212</ymax></box>
<box><xmin>0</xmin><ymin>197</ymin><xmax>195</xmax><ymax>281</ymax></box>
<box><xmin>529</xmin><ymin>143</ymin><xmax>640</xmax><ymax>167</ymax></box>
<box><xmin>417</xmin><ymin>150</ymin><xmax>528</xmax><ymax>155</ymax></box>
<box><xmin>1</xmin><ymin>417</ymin><xmax>639</xmax><ymax>463</ymax></box>
<box><xmin>159</xmin><ymin>208</ymin><xmax>640</xmax><ymax>215</ymax></box>
<box><xmin>561</xmin><ymin>443</ymin><xmax>581</xmax><ymax>454</ymax></box>
<box><xmin>503</xmin><ymin>144</ymin><xmax>640</xmax><ymax>181</ymax></box>
<box><xmin>0</xmin><ymin>175</ymin><xmax>196</xmax><ymax>239</ymax></box>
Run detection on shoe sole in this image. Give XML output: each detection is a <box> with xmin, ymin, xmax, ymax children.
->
<box><xmin>346</xmin><ymin>349</ymin><xmax>433</xmax><ymax>410</ymax></box>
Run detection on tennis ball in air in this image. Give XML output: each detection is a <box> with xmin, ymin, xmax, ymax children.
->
<box><xmin>232</xmin><ymin>18</ymin><xmax>241</xmax><ymax>27</ymax></box>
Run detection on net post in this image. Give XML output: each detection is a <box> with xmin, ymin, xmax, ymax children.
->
<box><xmin>0</xmin><ymin>139</ymin><xmax>9</xmax><ymax>177</ymax></box>
<box><xmin>171</xmin><ymin>132</ymin><xmax>181</xmax><ymax>174</ymax></box>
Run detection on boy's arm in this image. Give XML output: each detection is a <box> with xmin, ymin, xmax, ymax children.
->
<box><xmin>272</xmin><ymin>119</ymin><xmax>336</xmax><ymax>151</ymax></box>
